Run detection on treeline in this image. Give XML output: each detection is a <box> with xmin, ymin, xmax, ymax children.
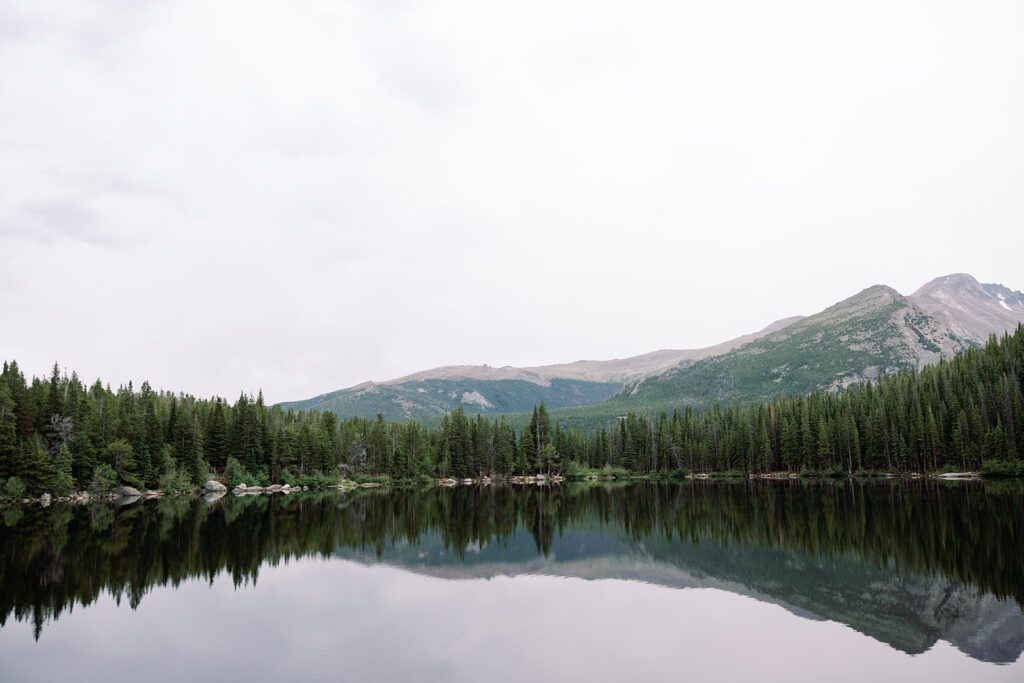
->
<box><xmin>1</xmin><ymin>326</ymin><xmax>1023</xmax><ymax>495</ymax></box>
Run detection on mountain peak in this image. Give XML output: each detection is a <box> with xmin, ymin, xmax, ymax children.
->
<box><xmin>910</xmin><ymin>274</ymin><xmax>1024</xmax><ymax>344</ymax></box>
<box><xmin>912</xmin><ymin>273</ymin><xmax>981</xmax><ymax>297</ymax></box>
<box><xmin>860</xmin><ymin>284</ymin><xmax>902</xmax><ymax>298</ymax></box>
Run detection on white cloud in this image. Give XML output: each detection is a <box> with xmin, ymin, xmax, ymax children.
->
<box><xmin>2</xmin><ymin>0</ymin><xmax>1023</xmax><ymax>401</ymax></box>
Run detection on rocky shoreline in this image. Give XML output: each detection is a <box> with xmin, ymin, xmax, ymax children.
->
<box><xmin>0</xmin><ymin>471</ymin><xmax>991</xmax><ymax>506</ymax></box>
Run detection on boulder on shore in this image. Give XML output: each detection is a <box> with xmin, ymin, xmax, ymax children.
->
<box><xmin>203</xmin><ymin>480</ymin><xmax>228</xmax><ymax>493</ymax></box>
<box><xmin>40</xmin><ymin>493</ymin><xmax>52</xmax><ymax>506</ymax></box>
<box><xmin>113</xmin><ymin>485</ymin><xmax>142</xmax><ymax>498</ymax></box>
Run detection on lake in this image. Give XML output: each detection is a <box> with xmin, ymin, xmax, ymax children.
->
<box><xmin>1</xmin><ymin>480</ymin><xmax>1023</xmax><ymax>681</ymax></box>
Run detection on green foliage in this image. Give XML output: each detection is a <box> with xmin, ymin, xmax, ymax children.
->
<box><xmin>158</xmin><ymin>469</ymin><xmax>194</xmax><ymax>493</ymax></box>
<box><xmin>53</xmin><ymin>444</ymin><xmax>74</xmax><ymax>496</ymax></box>
<box><xmin>106</xmin><ymin>439</ymin><xmax>135</xmax><ymax>476</ymax></box>
<box><xmin>823</xmin><ymin>464</ymin><xmax>848</xmax><ymax>479</ymax></box>
<box><xmin>2</xmin><ymin>325</ymin><xmax>1023</xmax><ymax>494</ymax></box>
<box><xmin>223</xmin><ymin>457</ymin><xmax>258</xmax><ymax>488</ymax></box>
<box><xmin>53</xmin><ymin>470</ymin><xmax>74</xmax><ymax>496</ymax></box>
<box><xmin>4</xmin><ymin>476</ymin><xmax>26</xmax><ymax>499</ymax></box>
<box><xmin>349</xmin><ymin>472</ymin><xmax>388</xmax><ymax>485</ymax></box>
<box><xmin>90</xmin><ymin>464</ymin><xmax>118</xmax><ymax>493</ymax></box>
<box><xmin>294</xmin><ymin>469</ymin><xmax>341</xmax><ymax>488</ymax></box>
<box><xmin>981</xmin><ymin>459</ymin><xmax>1024</xmax><ymax>478</ymax></box>
<box><xmin>853</xmin><ymin>469</ymin><xmax>886</xmax><ymax>478</ymax></box>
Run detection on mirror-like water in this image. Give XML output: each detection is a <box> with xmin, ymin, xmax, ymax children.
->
<box><xmin>1</xmin><ymin>480</ymin><xmax>1023</xmax><ymax>681</ymax></box>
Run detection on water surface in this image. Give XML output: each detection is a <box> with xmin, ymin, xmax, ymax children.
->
<box><xmin>1</xmin><ymin>480</ymin><xmax>1023</xmax><ymax>681</ymax></box>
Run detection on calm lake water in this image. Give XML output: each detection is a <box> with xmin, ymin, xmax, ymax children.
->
<box><xmin>2</xmin><ymin>480</ymin><xmax>1023</xmax><ymax>682</ymax></box>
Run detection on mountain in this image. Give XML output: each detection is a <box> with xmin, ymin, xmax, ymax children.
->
<box><xmin>280</xmin><ymin>273</ymin><xmax>1024</xmax><ymax>423</ymax></box>
<box><xmin>600</xmin><ymin>274</ymin><xmax>1024</xmax><ymax>415</ymax></box>
<box><xmin>277</xmin><ymin>316</ymin><xmax>802</xmax><ymax>419</ymax></box>
<box><xmin>911</xmin><ymin>273</ymin><xmax>1024</xmax><ymax>344</ymax></box>
<box><xmin>279</xmin><ymin>377</ymin><xmax>623</xmax><ymax>421</ymax></box>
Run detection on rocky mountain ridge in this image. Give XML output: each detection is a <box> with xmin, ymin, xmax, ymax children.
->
<box><xmin>278</xmin><ymin>317</ymin><xmax>804</xmax><ymax>418</ymax></box>
<box><xmin>280</xmin><ymin>273</ymin><xmax>1024</xmax><ymax>421</ymax></box>
<box><xmin>609</xmin><ymin>274</ymin><xmax>1024</xmax><ymax>412</ymax></box>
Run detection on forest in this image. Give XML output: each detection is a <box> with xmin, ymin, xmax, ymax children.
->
<box><xmin>1</xmin><ymin>325</ymin><xmax>1023</xmax><ymax>496</ymax></box>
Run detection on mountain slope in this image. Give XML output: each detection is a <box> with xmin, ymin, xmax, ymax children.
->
<box><xmin>279</xmin><ymin>377</ymin><xmax>622</xmax><ymax>421</ymax></box>
<box><xmin>281</xmin><ymin>273</ymin><xmax>1024</xmax><ymax>423</ymax></box>
<box><xmin>278</xmin><ymin>317</ymin><xmax>802</xmax><ymax>419</ymax></box>
<box><xmin>910</xmin><ymin>273</ymin><xmax>1024</xmax><ymax>344</ymax></box>
<box><xmin>605</xmin><ymin>276</ymin><xmax>1024</xmax><ymax>414</ymax></box>
<box><xmin>393</xmin><ymin>315</ymin><xmax>804</xmax><ymax>386</ymax></box>
<box><xmin>607</xmin><ymin>285</ymin><xmax>965</xmax><ymax>411</ymax></box>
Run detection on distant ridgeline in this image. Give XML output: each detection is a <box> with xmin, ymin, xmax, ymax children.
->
<box><xmin>1</xmin><ymin>326</ymin><xmax>1023</xmax><ymax>495</ymax></box>
<box><xmin>279</xmin><ymin>274</ymin><xmax>1024</xmax><ymax>424</ymax></box>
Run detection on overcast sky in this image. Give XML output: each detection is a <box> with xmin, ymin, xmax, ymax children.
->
<box><xmin>2</xmin><ymin>1</ymin><xmax>1023</xmax><ymax>403</ymax></box>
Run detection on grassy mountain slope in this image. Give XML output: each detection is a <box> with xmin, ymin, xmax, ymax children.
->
<box><xmin>278</xmin><ymin>317</ymin><xmax>802</xmax><ymax>420</ymax></box>
<box><xmin>618</xmin><ymin>284</ymin><xmax>965</xmax><ymax>406</ymax></box>
<box><xmin>542</xmin><ymin>285</ymin><xmax>969</xmax><ymax>428</ymax></box>
<box><xmin>281</xmin><ymin>273</ymin><xmax>1023</xmax><ymax>426</ymax></box>
<box><xmin>278</xmin><ymin>377</ymin><xmax>621</xmax><ymax>420</ymax></box>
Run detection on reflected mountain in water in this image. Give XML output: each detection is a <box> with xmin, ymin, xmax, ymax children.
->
<box><xmin>339</xmin><ymin>526</ymin><xmax>1024</xmax><ymax>663</ymax></box>
<box><xmin>1</xmin><ymin>481</ymin><xmax>1022</xmax><ymax>663</ymax></box>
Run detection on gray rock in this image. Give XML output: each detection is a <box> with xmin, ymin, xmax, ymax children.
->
<box><xmin>113</xmin><ymin>486</ymin><xmax>142</xmax><ymax>498</ymax></box>
<box><xmin>40</xmin><ymin>493</ymin><xmax>52</xmax><ymax>506</ymax></box>
<box><xmin>203</xmin><ymin>480</ymin><xmax>228</xmax><ymax>493</ymax></box>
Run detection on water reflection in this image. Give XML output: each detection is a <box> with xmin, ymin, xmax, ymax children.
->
<box><xmin>1</xmin><ymin>480</ymin><xmax>1022</xmax><ymax>664</ymax></box>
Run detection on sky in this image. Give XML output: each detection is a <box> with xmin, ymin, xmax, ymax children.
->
<box><xmin>2</xmin><ymin>0</ymin><xmax>1023</xmax><ymax>403</ymax></box>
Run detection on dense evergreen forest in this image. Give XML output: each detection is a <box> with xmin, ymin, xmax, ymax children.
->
<box><xmin>1</xmin><ymin>325</ymin><xmax>1023</xmax><ymax>496</ymax></box>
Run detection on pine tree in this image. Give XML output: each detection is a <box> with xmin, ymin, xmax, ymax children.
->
<box><xmin>205</xmin><ymin>401</ymin><xmax>228</xmax><ymax>469</ymax></box>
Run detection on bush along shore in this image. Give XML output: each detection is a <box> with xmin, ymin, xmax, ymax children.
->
<box><xmin>0</xmin><ymin>468</ymin><xmax>1000</xmax><ymax>507</ymax></box>
<box><xmin>1</xmin><ymin>326</ymin><xmax>1022</xmax><ymax>503</ymax></box>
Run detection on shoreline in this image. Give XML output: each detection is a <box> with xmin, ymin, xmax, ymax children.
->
<box><xmin>0</xmin><ymin>470</ymin><xmax>1009</xmax><ymax>506</ymax></box>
